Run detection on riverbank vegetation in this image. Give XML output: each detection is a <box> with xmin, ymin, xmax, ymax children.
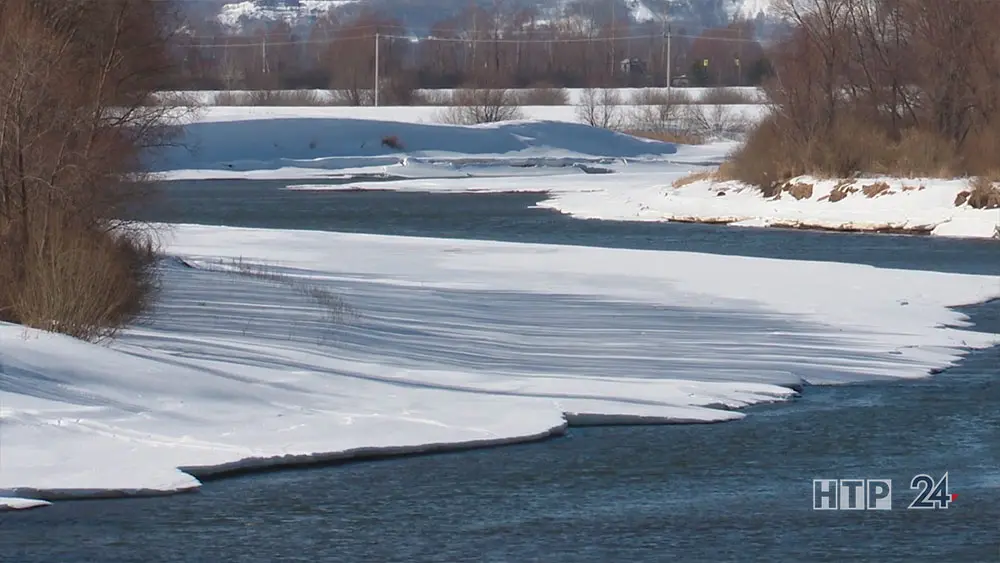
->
<box><xmin>0</xmin><ymin>0</ymin><xmax>179</xmax><ymax>340</ymax></box>
<box><xmin>726</xmin><ymin>0</ymin><xmax>1000</xmax><ymax>207</ymax></box>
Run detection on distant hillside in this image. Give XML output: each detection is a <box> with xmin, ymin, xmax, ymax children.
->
<box><xmin>210</xmin><ymin>0</ymin><xmax>778</xmax><ymax>35</ymax></box>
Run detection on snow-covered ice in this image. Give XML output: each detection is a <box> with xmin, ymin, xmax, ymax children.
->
<box><xmin>0</xmin><ymin>497</ymin><xmax>51</xmax><ymax>511</ymax></box>
<box><xmin>1</xmin><ymin>225</ymin><xmax>997</xmax><ymax>505</ymax></box>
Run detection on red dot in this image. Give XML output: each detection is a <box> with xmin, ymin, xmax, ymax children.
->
<box><xmin>950</xmin><ymin>493</ymin><xmax>959</xmax><ymax>502</ymax></box>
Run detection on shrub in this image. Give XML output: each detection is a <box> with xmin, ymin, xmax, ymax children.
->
<box><xmin>891</xmin><ymin>128</ymin><xmax>957</xmax><ymax>177</ymax></box>
<box><xmin>698</xmin><ymin>88</ymin><xmax>759</xmax><ymax>105</ymax></box>
<box><xmin>576</xmin><ymin>88</ymin><xmax>623</xmax><ymax>130</ymax></box>
<box><xmin>413</xmin><ymin>90</ymin><xmax>452</xmax><ymax>106</ymax></box>
<box><xmin>725</xmin><ymin>115</ymin><xmax>803</xmax><ymax>191</ymax></box>
<box><xmin>625</xmin><ymin>90</ymin><xmax>702</xmax><ymax>136</ymax></box>
<box><xmin>214</xmin><ymin>90</ymin><xmax>330</xmax><ymax>106</ymax></box>
<box><xmin>1</xmin><ymin>217</ymin><xmax>160</xmax><ymax>341</ymax></box>
<box><xmin>517</xmin><ymin>84</ymin><xmax>569</xmax><ymax>106</ymax></box>
<box><xmin>329</xmin><ymin>88</ymin><xmax>373</xmax><ymax>106</ymax></box>
<box><xmin>213</xmin><ymin>91</ymin><xmax>251</xmax><ymax>105</ymax></box>
<box><xmin>248</xmin><ymin>89</ymin><xmax>327</xmax><ymax>106</ymax></box>
<box><xmin>436</xmin><ymin>88</ymin><xmax>525</xmax><ymax>124</ymax></box>
<box><xmin>379</xmin><ymin>76</ymin><xmax>419</xmax><ymax>106</ymax></box>
<box><xmin>682</xmin><ymin>105</ymin><xmax>751</xmax><ymax>140</ymax></box>
<box><xmin>630</xmin><ymin>89</ymin><xmax>693</xmax><ymax>106</ymax></box>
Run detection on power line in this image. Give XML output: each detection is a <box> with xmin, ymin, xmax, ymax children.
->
<box><xmin>176</xmin><ymin>31</ymin><xmax>767</xmax><ymax>49</ymax></box>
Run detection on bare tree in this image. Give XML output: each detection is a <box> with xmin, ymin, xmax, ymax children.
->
<box><xmin>0</xmin><ymin>0</ymin><xmax>179</xmax><ymax>339</ymax></box>
<box><xmin>576</xmin><ymin>88</ymin><xmax>623</xmax><ymax>129</ymax></box>
<box><xmin>732</xmin><ymin>0</ymin><xmax>1000</xmax><ymax>184</ymax></box>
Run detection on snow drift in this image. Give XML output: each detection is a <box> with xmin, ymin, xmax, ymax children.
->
<box><xmin>151</xmin><ymin>113</ymin><xmax>676</xmax><ymax>176</ymax></box>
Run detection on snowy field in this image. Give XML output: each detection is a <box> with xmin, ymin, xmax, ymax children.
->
<box><xmin>153</xmin><ymin>108</ymin><xmax>1000</xmax><ymax>239</ymax></box>
<box><xmin>2</xmin><ymin>226</ymin><xmax>998</xmax><ymax>510</ymax></box>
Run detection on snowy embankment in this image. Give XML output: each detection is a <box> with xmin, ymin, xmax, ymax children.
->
<box><xmin>1</xmin><ymin>226</ymin><xmax>998</xmax><ymax>508</ymax></box>
<box><xmin>151</xmin><ymin>109</ymin><xmax>682</xmax><ymax>180</ymax></box>
<box><xmin>155</xmin><ymin>108</ymin><xmax>999</xmax><ymax>239</ymax></box>
<box><xmin>543</xmin><ymin>170</ymin><xmax>1000</xmax><ymax>239</ymax></box>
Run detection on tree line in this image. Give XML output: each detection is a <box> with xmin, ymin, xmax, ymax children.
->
<box><xmin>729</xmin><ymin>0</ymin><xmax>1000</xmax><ymax>190</ymax></box>
<box><xmin>171</xmin><ymin>9</ymin><xmax>774</xmax><ymax>94</ymax></box>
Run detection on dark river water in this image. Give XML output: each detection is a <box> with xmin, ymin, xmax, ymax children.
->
<box><xmin>4</xmin><ymin>180</ymin><xmax>999</xmax><ymax>562</ymax></box>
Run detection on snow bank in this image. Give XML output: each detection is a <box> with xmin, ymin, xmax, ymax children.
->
<box><xmin>2</xmin><ymin>225</ymin><xmax>997</xmax><ymax>505</ymax></box>
<box><xmin>0</xmin><ymin>497</ymin><xmax>51</xmax><ymax>511</ymax></box>
<box><xmin>151</xmin><ymin>112</ymin><xmax>677</xmax><ymax>178</ymax></box>
<box><xmin>556</xmin><ymin>174</ymin><xmax>998</xmax><ymax>240</ymax></box>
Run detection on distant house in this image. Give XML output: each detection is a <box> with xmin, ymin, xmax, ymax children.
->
<box><xmin>671</xmin><ymin>75</ymin><xmax>691</xmax><ymax>87</ymax></box>
<box><xmin>619</xmin><ymin>57</ymin><xmax>646</xmax><ymax>76</ymax></box>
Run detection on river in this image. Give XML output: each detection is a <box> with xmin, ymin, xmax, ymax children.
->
<box><xmin>4</xmin><ymin>180</ymin><xmax>998</xmax><ymax>562</ymax></box>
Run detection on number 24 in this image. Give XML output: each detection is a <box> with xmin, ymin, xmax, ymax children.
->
<box><xmin>908</xmin><ymin>473</ymin><xmax>951</xmax><ymax>510</ymax></box>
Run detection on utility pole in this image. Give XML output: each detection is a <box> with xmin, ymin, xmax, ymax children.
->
<box><xmin>666</xmin><ymin>25</ymin><xmax>672</xmax><ymax>96</ymax></box>
<box><xmin>261</xmin><ymin>34</ymin><xmax>268</xmax><ymax>74</ymax></box>
<box><xmin>374</xmin><ymin>32</ymin><xmax>380</xmax><ymax>107</ymax></box>
<box><xmin>610</xmin><ymin>0</ymin><xmax>616</xmax><ymax>79</ymax></box>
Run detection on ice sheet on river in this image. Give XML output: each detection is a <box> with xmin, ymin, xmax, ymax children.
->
<box><xmin>1</xmin><ymin>226</ymin><xmax>997</xmax><ymax>504</ymax></box>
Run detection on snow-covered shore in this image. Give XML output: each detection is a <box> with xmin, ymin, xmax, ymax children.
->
<box><xmin>152</xmin><ymin>108</ymin><xmax>1000</xmax><ymax>239</ymax></box>
<box><xmin>1</xmin><ymin>225</ymin><xmax>998</xmax><ymax>508</ymax></box>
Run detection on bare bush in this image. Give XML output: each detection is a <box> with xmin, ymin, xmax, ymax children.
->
<box><xmin>436</xmin><ymin>88</ymin><xmax>525</xmax><ymax>125</ymax></box>
<box><xmin>697</xmin><ymin>88</ymin><xmax>760</xmax><ymax>105</ymax></box>
<box><xmin>213</xmin><ymin>90</ymin><xmax>330</xmax><ymax>106</ymax></box>
<box><xmin>682</xmin><ymin>105</ymin><xmax>752</xmax><ymax>140</ymax></box>
<box><xmin>0</xmin><ymin>0</ymin><xmax>176</xmax><ymax>340</ymax></box>
<box><xmin>150</xmin><ymin>91</ymin><xmax>201</xmax><ymax>107</ymax></box>
<box><xmin>250</xmin><ymin>90</ymin><xmax>327</xmax><ymax>106</ymax></box>
<box><xmin>5</xmin><ymin>220</ymin><xmax>160</xmax><ymax>341</ymax></box>
<box><xmin>517</xmin><ymin>85</ymin><xmax>570</xmax><ymax>106</ymax></box>
<box><xmin>630</xmin><ymin>89</ymin><xmax>693</xmax><ymax>106</ymax></box>
<box><xmin>213</xmin><ymin>91</ymin><xmax>251</xmax><ymax>105</ymax></box>
<box><xmin>329</xmin><ymin>88</ymin><xmax>373</xmax><ymax>106</ymax></box>
<box><xmin>626</xmin><ymin>90</ymin><xmax>692</xmax><ymax>134</ymax></box>
<box><xmin>378</xmin><ymin>76</ymin><xmax>419</xmax><ymax>106</ymax></box>
<box><xmin>576</xmin><ymin>88</ymin><xmax>623</xmax><ymax>130</ymax></box>
<box><xmin>413</xmin><ymin>90</ymin><xmax>452</xmax><ymax>106</ymax></box>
